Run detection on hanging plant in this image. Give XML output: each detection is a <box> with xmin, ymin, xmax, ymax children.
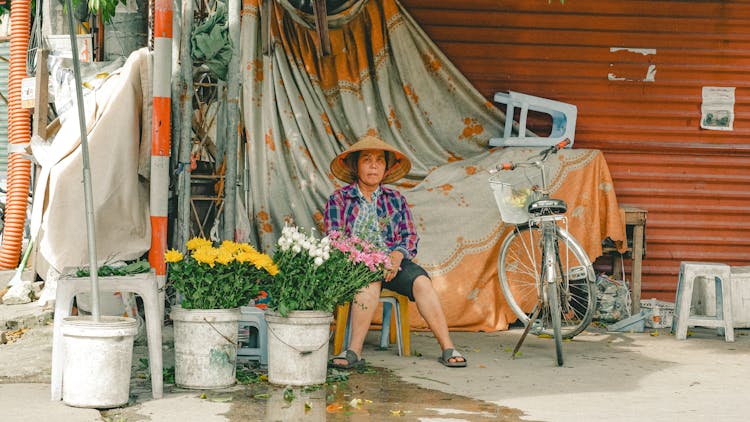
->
<box><xmin>73</xmin><ymin>0</ymin><xmax>128</xmax><ymax>23</ymax></box>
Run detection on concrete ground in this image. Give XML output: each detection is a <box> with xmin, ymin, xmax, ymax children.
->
<box><xmin>1</xmin><ymin>300</ymin><xmax>749</xmax><ymax>421</ymax></box>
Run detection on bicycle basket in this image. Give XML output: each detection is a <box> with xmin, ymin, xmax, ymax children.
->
<box><xmin>489</xmin><ymin>168</ymin><xmax>542</xmax><ymax>224</ymax></box>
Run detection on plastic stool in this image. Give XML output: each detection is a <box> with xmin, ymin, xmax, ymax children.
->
<box><xmin>237</xmin><ymin>306</ymin><xmax>268</xmax><ymax>367</ymax></box>
<box><xmin>672</xmin><ymin>262</ymin><xmax>734</xmax><ymax>342</ymax></box>
<box><xmin>489</xmin><ymin>90</ymin><xmax>577</xmax><ymax>148</ymax></box>
<box><xmin>333</xmin><ymin>289</ymin><xmax>411</xmax><ymax>356</ymax></box>
<box><xmin>51</xmin><ymin>271</ymin><xmax>164</xmax><ymax>400</ymax></box>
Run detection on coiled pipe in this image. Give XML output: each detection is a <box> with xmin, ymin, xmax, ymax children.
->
<box><xmin>0</xmin><ymin>0</ymin><xmax>33</xmax><ymax>269</ymax></box>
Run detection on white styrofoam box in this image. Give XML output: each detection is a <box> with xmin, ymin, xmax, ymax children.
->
<box><xmin>640</xmin><ymin>299</ymin><xmax>674</xmax><ymax>329</ymax></box>
<box><xmin>691</xmin><ymin>265</ymin><xmax>750</xmax><ymax>328</ymax></box>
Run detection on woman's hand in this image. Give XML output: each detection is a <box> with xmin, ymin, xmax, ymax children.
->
<box><xmin>385</xmin><ymin>250</ymin><xmax>404</xmax><ymax>282</ymax></box>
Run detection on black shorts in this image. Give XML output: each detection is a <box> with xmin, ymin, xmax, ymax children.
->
<box><xmin>383</xmin><ymin>259</ymin><xmax>430</xmax><ymax>301</ymax></box>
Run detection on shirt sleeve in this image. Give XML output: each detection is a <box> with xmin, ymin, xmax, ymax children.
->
<box><xmin>392</xmin><ymin>193</ymin><xmax>419</xmax><ymax>260</ymax></box>
<box><xmin>324</xmin><ymin>191</ymin><xmax>345</xmax><ymax>234</ymax></box>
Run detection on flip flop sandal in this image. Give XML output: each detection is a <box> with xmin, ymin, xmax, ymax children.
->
<box><xmin>438</xmin><ymin>348</ymin><xmax>467</xmax><ymax>368</ymax></box>
<box><xmin>328</xmin><ymin>349</ymin><xmax>366</xmax><ymax>370</ymax></box>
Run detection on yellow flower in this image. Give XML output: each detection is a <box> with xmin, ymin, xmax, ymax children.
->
<box><xmin>220</xmin><ymin>240</ymin><xmax>241</xmax><ymax>256</ymax></box>
<box><xmin>264</xmin><ymin>261</ymin><xmax>279</xmax><ymax>276</ymax></box>
<box><xmin>193</xmin><ymin>246</ymin><xmax>218</xmax><ymax>267</ymax></box>
<box><xmin>216</xmin><ymin>248</ymin><xmax>235</xmax><ymax>266</ymax></box>
<box><xmin>164</xmin><ymin>249</ymin><xmax>184</xmax><ymax>263</ymax></box>
<box><xmin>235</xmin><ymin>251</ymin><xmax>255</xmax><ymax>263</ymax></box>
<box><xmin>186</xmin><ymin>237</ymin><xmax>213</xmax><ymax>251</ymax></box>
<box><xmin>237</xmin><ymin>243</ymin><xmax>257</xmax><ymax>254</ymax></box>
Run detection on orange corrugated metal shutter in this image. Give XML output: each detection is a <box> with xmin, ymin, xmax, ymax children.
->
<box><xmin>402</xmin><ymin>0</ymin><xmax>750</xmax><ymax>300</ymax></box>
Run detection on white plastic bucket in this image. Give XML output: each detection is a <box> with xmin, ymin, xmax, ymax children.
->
<box><xmin>265</xmin><ymin>311</ymin><xmax>333</xmax><ymax>386</ymax></box>
<box><xmin>171</xmin><ymin>306</ymin><xmax>240</xmax><ymax>389</ymax></box>
<box><xmin>61</xmin><ymin>316</ymin><xmax>137</xmax><ymax>408</ymax></box>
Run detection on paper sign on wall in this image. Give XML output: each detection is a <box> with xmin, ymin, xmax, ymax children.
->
<box><xmin>21</xmin><ymin>77</ymin><xmax>35</xmax><ymax>109</ymax></box>
<box><xmin>701</xmin><ymin>86</ymin><xmax>735</xmax><ymax>131</ymax></box>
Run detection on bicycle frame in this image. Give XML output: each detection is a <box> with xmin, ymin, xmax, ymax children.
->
<box><xmin>494</xmin><ymin>139</ymin><xmax>595</xmax><ymax>366</ymax></box>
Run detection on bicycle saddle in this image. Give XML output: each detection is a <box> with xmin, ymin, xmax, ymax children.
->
<box><xmin>528</xmin><ymin>198</ymin><xmax>567</xmax><ymax>216</ymax></box>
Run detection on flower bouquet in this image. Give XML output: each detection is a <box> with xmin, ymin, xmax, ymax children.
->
<box><xmin>264</xmin><ymin>224</ymin><xmax>390</xmax><ymax>316</ymax></box>
<box><xmin>165</xmin><ymin>237</ymin><xmax>278</xmax><ymax>309</ymax></box>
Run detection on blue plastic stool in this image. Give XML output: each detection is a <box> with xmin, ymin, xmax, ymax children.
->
<box><xmin>333</xmin><ymin>289</ymin><xmax>411</xmax><ymax>356</ymax></box>
<box><xmin>237</xmin><ymin>306</ymin><xmax>269</xmax><ymax>367</ymax></box>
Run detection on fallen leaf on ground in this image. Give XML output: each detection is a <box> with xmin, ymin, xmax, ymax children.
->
<box><xmin>390</xmin><ymin>409</ymin><xmax>405</xmax><ymax>416</ymax></box>
<box><xmin>326</xmin><ymin>403</ymin><xmax>343</xmax><ymax>412</ymax></box>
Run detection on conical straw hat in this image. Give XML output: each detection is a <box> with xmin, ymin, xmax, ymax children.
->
<box><xmin>330</xmin><ymin>136</ymin><xmax>411</xmax><ymax>184</ymax></box>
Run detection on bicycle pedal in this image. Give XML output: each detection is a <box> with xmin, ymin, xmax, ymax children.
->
<box><xmin>529</xmin><ymin>320</ymin><xmax>544</xmax><ymax>334</ymax></box>
<box><xmin>568</xmin><ymin>266</ymin><xmax>588</xmax><ymax>280</ymax></box>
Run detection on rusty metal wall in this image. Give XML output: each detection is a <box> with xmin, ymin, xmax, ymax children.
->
<box><xmin>401</xmin><ymin>0</ymin><xmax>750</xmax><ymax>300</ymax></box>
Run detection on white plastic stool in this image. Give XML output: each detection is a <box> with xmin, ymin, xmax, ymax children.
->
<box><xmin>51</xmin><ymin>271</ymin><xmax>164</xmax><ymax>400</ymax></box>
<box><xmin>672</xmin><ymin>262</ymin><xmax>734</xmax><ymax>342</ymax></box>
<box><xmin>237</xmin><ymin>306</ymin><xmax>268</xmax><ymax>367</ymax></box>
<box><xmin>489</xmin><ymin>90</ymin><xmax>577</xmax><ymax>148</ymax></box>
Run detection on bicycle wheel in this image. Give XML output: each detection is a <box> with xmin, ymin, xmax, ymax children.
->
<box><xmin>542</xmin><ymin>230</ymin><xmax>564</xmax><ymax>366</ymax></box>
<box><xmin>498</xmin><ymin>223</ymin><xmax>596</xmax><ymax>339</ymax></box>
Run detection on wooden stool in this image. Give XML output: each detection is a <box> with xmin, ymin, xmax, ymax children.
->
<box><xmin>672</xmin><ymin>262</ymin><xmax>734</xmax><ymax>342</ymax></box>
<box><xmin>601</xmin><ymin>207</ymin><xmax>647</xmax><ymax>313</ymax></box>
<box><xmin>333</xmin><ymin>289</ymin><xmax>411</xmax><ymax>356</ymax></box>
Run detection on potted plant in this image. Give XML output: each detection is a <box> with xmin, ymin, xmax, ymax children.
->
<box><xmin>262</xmin><ymin>224</ymin><xmax>389</xmax><ymax>386</ymax></box>
<box><xmin>165</xmin><ymin>237</ymin><xmax>277</xmax><ymax>389</ymax></box>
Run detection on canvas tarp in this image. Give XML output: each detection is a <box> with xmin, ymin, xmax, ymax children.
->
<box><xmin>30</xmin><ymin>48</ymin><xmax>152</xmax><ymax>278</ymax></box>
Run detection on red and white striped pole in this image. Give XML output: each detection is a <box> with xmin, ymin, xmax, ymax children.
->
<box><xmin>149</xmin><ymin>0</ymin><xmax>172</xmax><ymax>299</ymax></box>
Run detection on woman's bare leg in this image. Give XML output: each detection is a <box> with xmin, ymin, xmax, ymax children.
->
<box><xmin>412</xmin><ymin>276</ymin><xmax>465</xmax><ymax>363</ymax></box>
<box><xmin>332</xmin><ymin>281</ymin><xmax>382</xmax><ymax>365</ymax></box>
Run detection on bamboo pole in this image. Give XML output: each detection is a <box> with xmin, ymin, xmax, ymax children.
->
<box><xmin>223</xmin><ymin>0</ymin><xmax>241</xmax><ymax>241</ymax></box>
<box><xmin>176</xmin><ymin>0</ymin><xmax>194</xmax><ymax>248</ymax></box>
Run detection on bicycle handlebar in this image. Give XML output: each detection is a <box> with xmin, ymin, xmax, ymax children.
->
<box><xmin>492</xmin><ymin>138</ymin><xmax>571</xmax><ymax>173</ymax></box>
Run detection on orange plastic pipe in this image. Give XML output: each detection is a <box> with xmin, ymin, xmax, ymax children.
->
<box><xmin>0</xmin><ymin>0</ymin><xmax>32</xmax><ymax>269</ymax></box>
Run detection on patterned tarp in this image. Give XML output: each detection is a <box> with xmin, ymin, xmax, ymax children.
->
<box><xmin>240</xmin><ymin>0</ymin><xmax>625</xmax><ymax>331</ymax></box>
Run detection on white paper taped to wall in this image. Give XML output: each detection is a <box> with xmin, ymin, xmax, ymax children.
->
<box><xmin>701</xmin><ymin>86</ymin><xmax>735</xmax><ymax>131</ymax></box>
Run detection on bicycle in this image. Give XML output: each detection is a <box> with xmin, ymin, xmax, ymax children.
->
<box><xmin>489</xmin><ymin>139</ymin><xmax>596</xmax><ymax>366</ymax></box>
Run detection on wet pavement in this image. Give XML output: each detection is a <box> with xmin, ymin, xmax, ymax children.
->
<box><xmin>103</xmin><ymin>365</ymin><xmax>527</xmax><ymax>421</ymax></box>
<box><xmin>3</xmin><ymin>307</ymin><xmax>750</xmax><ymax>421</ymax></box>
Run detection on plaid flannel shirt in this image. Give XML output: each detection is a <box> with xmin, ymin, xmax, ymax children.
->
<box><xmin>324</xmin><ymin>184</ymin><xmax>419</xmax><ymax>260</ymax></box>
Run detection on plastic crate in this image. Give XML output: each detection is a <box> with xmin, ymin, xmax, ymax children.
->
<box><xmin>640</xmin><ymin>299</ymin><xmax>675</xmax><ymax>329</ymax></box>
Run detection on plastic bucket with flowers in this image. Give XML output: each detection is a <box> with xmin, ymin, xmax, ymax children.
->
<box><xmin>263</xmin><ymin>224</ymin><xmax>390</xmax><ymax>385</ymax></box>
<box><xmin>165</xmin><ymin>238</ymin><xmax>277</xmax><ymax>389</ymax></box>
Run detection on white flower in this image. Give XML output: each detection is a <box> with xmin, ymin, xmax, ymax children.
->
<box><xmin>292</xmin><ymin>244</ymin><xmax>302</xmax><ymax>253</ymax></box>
<box><xmin>292</xmin><ymin>232</ymin><xmax>302</xmax><ymax>242</ymax></box>
<box><xmin>320</xmin><ymin>236</ymin><xmax>330</xmax><ymax>246</ymax></box>
<box><xmin>322</xmin><ymin>252</ymin><xmax>330</xmax><ymax>260</ymax></box>
<box><xmin>280</xmin><ymin>243</ymin><xmax>290</xmax><ymax>252</ymax></box>
<box><xmin>301</xmin><ymin>240</ymin><xmax>311</xmax><ymax>250</ymax></box>
<box><xmin>314</xmin><ymin>256</ymin><xmax>324</xmax><ymax>266</ymax></box>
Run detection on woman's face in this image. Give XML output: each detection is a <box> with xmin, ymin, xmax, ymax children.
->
<box><xmin>356</xmin><ymin>149</ymin><xmax>387</xmax><ymax>188</ymax></box>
